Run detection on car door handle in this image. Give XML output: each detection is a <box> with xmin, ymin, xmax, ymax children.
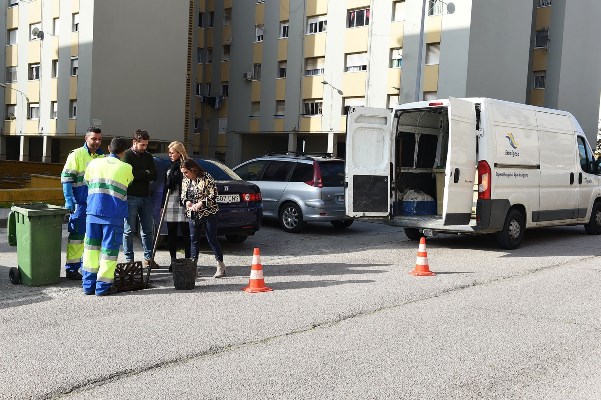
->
<box><xmin>570</xmin><ymin>172</ymin><xmax>574</xmax><ymax>185</ymax></box>
<box><xmin>579</xmin><ymin>172</ymin><xmax>583</xmax><ymax>184</ymax></box>
<box><xmin>454</xmin><ymin>168</ymin><xmax>460</xmax><ymax>184</ymax></box>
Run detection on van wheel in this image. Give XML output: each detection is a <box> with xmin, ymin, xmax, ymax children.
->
<box><xmin>331</xmin><ymin>220</ymin><xmax>354</xmax><ymax>229</ymax></box>
<box><xmin>279</xmin><ymin>202</ymin><xmax>305</xmax><ymax>233</ymax></box>
<box><xmin>496</xmin><ymin>209</ymin><xmax>525</xmax><ymax>249</ymax></box>
<box><xmin>404</xmin><ymin>228</ymin><xmax>422</xmax><ymax>241</ymax></box>
<box><xmin>9</xmin><ymin>267</ymin><xmax>21</xmax><ymax>285</ymax></box>
<box><xmin>584</xmin><ymin>201</ymin><xmax>601</xmax><ymax>235</ymax></box>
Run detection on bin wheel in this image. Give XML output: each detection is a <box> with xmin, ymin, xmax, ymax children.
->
<box><xmin>9</xmin><ymin>267</ymin><xmax>21</xmax><ymax>285</ymax></box>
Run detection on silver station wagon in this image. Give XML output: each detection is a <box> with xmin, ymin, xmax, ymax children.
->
<box><xmin>234</xmin><ymin>153</ymin><xmax>353</xmax><ymax>233</ymax></box>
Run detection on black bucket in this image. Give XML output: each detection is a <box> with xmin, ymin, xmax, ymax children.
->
<box><xmin>172</xmin><ymin>258</ymin><xmax>196</xmax><ymax>290</ymax></box>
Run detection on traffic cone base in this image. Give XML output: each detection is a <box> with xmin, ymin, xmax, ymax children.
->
<box><xmin>410</xmin><ymin>237</ymin><xmax>435</xmax><ymax>276</ymax></box>
<box><xmin>242</xmin><ymin>248</ymin><xmax>273</xmax><ymax>293</ymax></box>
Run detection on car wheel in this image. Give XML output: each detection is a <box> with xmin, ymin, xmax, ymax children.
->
<box><xmin>279</xmin><ymin>202</ymin><xmax>305</xmax><ymax>233</ymax></box>
<box><xmin>496</xmin><ymin>208</ymin><xmax>525</xmax><ymax>250</ymax></box>
<box><xmin>330</xmin><ymin>220</ymin><xmax>354</xmax><ymax>229</ymax></box>
<box><xmin>404</xmin><ymin>228</ymin><xmax>422</xmax><ymax>241</ymax></box>
<box><xmin>9</xmin><ymin>267</ymin><xmax>21</xmax><ymax>285</ymax></box>
<box><xmin>225</xmin><ymin>234</ymin><xmax>248</xmax><ymax>243</ymax></box>
<box><xmin>584</xmin><ymin>201</ymin><xmax>601</xmax><ymax>235</ymax></box>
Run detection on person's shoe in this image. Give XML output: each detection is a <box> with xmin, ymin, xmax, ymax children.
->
<box><xmin>213</xmin><ymin>261</ymin><xmax>226</xmax><ymax>278</ymax></box>
<box><xmin>143</xmin><ymin>259</ymin><xmax>160</xmax><ymax>269</ymax></box>
<box><xmin>83</xmin><ymin>290</ymin><xmax>94</xmax><ymax>295</ymax></box>
<box><xmin>66</xmin><ymin>270</ymin><xmax>82</xmax><ymax>280</ymax></box>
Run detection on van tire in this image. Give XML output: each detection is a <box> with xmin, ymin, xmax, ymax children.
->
<box><xmin>496</xmin><ymin>209</ymin><xmax>525</xmax><ymax>249</ymax></box>
<box><xmin>584</xmin><ymin>201</ymin><xmax>601</xmax><ymax>235</ymax></box>
<box><xmin>404</xmin><ymin>228</ymin><xmax>422</xmax><ymax>241</ymax></box>
<box><xmin>279</xmin><ymin>202</ymin><xmax>305</xmax><ymax>233</ymax></box>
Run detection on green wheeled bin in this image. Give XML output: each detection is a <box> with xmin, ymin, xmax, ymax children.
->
<box><xmin>7</xmin><ymin>203</ymin><xmax>69</xmax><ymax>286</ymax></box>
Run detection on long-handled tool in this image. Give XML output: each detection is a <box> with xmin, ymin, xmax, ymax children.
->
<box><xmin>146</xmin><ymin>188</ymin><xmax>170</xmax><ymax>287</ymax></box>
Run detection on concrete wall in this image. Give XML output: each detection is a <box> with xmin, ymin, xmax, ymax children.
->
<box><xmin>89</xmin><ymin>0</ymin><xmax>189</xmax><ymax>141</ymax></box>
<box><xmin>545</xmin><ymin>0</ymin><xmax>601</xmax><ymax>144</ymax></box>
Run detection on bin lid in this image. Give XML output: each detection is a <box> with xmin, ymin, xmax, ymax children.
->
<box><xmin>10</xmin><ymin>203</ymin><xmax>69</xmax><ymax>217</ymax></box>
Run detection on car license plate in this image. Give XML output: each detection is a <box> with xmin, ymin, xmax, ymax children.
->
<box><xmin>217</xmin><ymin>194</ymin><xmax>240</xmax><ymax>203</ymax></box>
<box><xmin>336</xmin><ymin>195</ymin><xmax>344</xmax><ymax>202</ymax></box>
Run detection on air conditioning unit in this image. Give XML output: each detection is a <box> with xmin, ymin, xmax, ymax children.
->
<box><xmin>6</xmin><ymin>113</ymin><xmax>15</xmax><ymax>120</ymax></box>
<box><xmin>243</xmin><ymin>72</ymin><xmax>253</xmax><ymax>81</ymax></box>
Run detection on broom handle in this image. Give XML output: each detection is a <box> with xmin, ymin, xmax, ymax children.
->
<box><xmin>152</xmin><ymin>188</ymin><xmax>170</xmax><ymax>260</ymax></box>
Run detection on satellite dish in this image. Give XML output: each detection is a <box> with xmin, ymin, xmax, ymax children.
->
<box><xmin>31</xmin><ymin>27</ymin><xmax>44</xmax><ymax>39</ymax></box>
<box><xmin>446</xmin><ymin>2</ymin><xmax>456</xmax><ymax>14</ymax></box>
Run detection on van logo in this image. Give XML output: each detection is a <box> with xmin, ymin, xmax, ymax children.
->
<box><xmin>505</xmin><ymin>132</ymin><xmax>519</xmax><ymax>149</ymax></box>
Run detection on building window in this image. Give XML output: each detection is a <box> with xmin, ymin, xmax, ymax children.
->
<box><xmin>207</xmin><ymin>48</ymin><xmax>213</xmax><ymax>63</ymax></box>
<box><xmin>218</xmin><ymin>119</ymin><xmax>227</xmax><ymax>134</ymax></box>
<box><xmin>193</xmin><ymin>118</ymin><xmax>200</xmax><ymax>132</ymax></box>
<box><xmin>393</xmin><ymin>1</ymin><xmax>406</xmax><ymax>21</ymax></box>
<box><xmin>280</xmin><ymin>21</ymin><xmax>289</xmax><ymax>38</ymax></box>
<box><xmin>224</xmin><ymin>8</ymin><xmax>231</xmax><ymax>25</ymax></box>
<box><xmin>69</xmin><ymin>100</ymin><xmax>77</xmax><ymax>118</ymax></box>
<box><xmin>70</xmin><ymin>57</ymin><xmax>78</xmax><ymax>76</ymax></box>
<box><xmin>423</xmin><ymin>91</ymin><xmax>438</xmax><ymax>101</ymax></box>
<box><xmin>425</xmin><ymin>43</ymin><xmax>440</xmax><ymax>65</ymax></box>
<box><xmin>277</xmin><ymin>61</ymin><xmax>287</xmax><ymax>78</ymax></box>
<box><xmin>345</xmin><ymin>52</ymin><xmax>368</xmax><ymax>72</ymax></box>
<box><xmin>195</xmin><ymin>83</ymin><xmax>201</xmax><ymax>96</ymax></box>
<box><xmin>537</xmin><ymin>0</ymin><xmax>551</xmax><ymax>7</ymax></box>
<box><xmin>204</xmin><ymin>83</ymin><xmax>211</xmax><ymax>96</ymax></box>
<box><xmin>390</xmin><ymin>48</ymin><xmax>403</xmax><ymax>68</ymax></box>
<box><xmin>30</xmin><ymin>23</ymin><xmax>41</xmax><ymax>40</ymax></box>
<box><xmin>305</xmin><ymin>57</ymin><xmax>325</xmax><ymax>76</ymax></box>
<box><xmin>50</xmin><ymin>101</ymin><xmax>57</xmax><ymax>119</ymax></box>
<box><xmin>253</xmin><ymin>63</ymin><xmax>262</xmax><ymax>81</ymax></box>
<box><xmin>28</xmin><ymin>63</ymin><xmax>41</xmax><ymax>80</ymax></box>
<box><xmin>196</xmin><ymin>47</ymin><xmax>204</xmax><ymax>63</ymax></box>
<box><xmin>9</xmin><ymin>0</ymin><xmax>19</xmax><ymax>6</ymax></box>
<box><xmin>251</xmin><ymin>101</ymin><xmax>260</xmax><ymax>118</ymax></box>
<box><xmin>222</xmin><ymin>83</ymin><xmax>229</xmax><ymax>97</ymax></box>
<box><xmin>343</xmin><ymin>97</ymin><xmax>365</xmax><ymax>115</ymax></box>
<box><xmin>6</xmin><ymin>67</ymin><xmax>17</xmax><ymax>83</ymax></box>
<box><xmin>28</xmin><ymin>103</ymin><xmax>40</xmax><ymax>119</ymax></box>
<box><xmin>275</xmin><ymin>100</ymin><xmax>285</xmax><ymax>116</ymax></box>
<box><xmin>428</xmin><ymin>0</ymin><xmax>444</xmax><ymax>16</ymax></box>
<box><xmin>307</xmin><ymin>15</ymin><xmax>327</xmax><ymax>34</ymax></box>
<box><xmin>52</xmin><ymin>60</ymin><xmax>58</xmax><ymax>78</ymax></box>
<box><xmin>208</xmin><ymin>11</ymin><xmax>214</xmax><ymax>27</ymax></box>
<box><xmin>347</xmin><ymin>8</ymin><xmax>370</xmax><ymax>28</ymax></box>
<box><xmin>255</xmin><ymin>24</ymin><xmax>264</xmax><ymax>42</ymax></box>
<box><xmin>303</xmin><ymin>100</ymin><xmax>322</xmax><ymax>116</ymax></box>
<box><xmin>6</xmin><ymin>104</ymin><xmax>16</xmax><ymax>120</ymax></box>
<box><xmin>72</xmin><ymin>13</ymin><xmax>79</xmax><ymax>32</ymax></box>
<box><xmin>7</xmin><ymin>28</ymin><xmax>18</xmax><ymax>45</ymax></box>
<box><xmin>198</xmin><ymin>12</ymin><xmax>204</xmax><ymax>28</ymax></box>
<box><xmin>535</xmin><ymin>29</ymin><xmax>549</xmax><ymax>48</ymax></box>
<box><xmin>53</xmin><ymin>17</ymin><xmax>60</xmax><ymax>36</ymax></box>
<box><xmin>533</xmin><ymin>72</ymin><xmax>546</xmax><ymax>89</ymax></box>
<box><xmin>222</xmin><ymin>44</ymin><xmax>230</xmax><ymax>61</ymax></box>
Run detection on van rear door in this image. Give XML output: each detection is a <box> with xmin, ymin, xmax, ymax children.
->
<box><xmin>345</xmin><ymin>107</ymin><xmax>393</xmax><ymax>218</ymax></box>
<box><xmin>443</xmin><ymin>98</ymin><xmax>478</xmax><ymax>225</ymax></box>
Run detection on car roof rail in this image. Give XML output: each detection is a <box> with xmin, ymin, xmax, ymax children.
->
<box><xmin>264</xmin><ymin>152</ymin><xmax>335</xmax><ymax>160</ymax></box>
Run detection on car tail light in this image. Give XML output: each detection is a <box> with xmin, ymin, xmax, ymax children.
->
<box><xmin>305</xmin><ymin>162</ymin><xmax>323</xmax><ymax>188</ymax></box>
<box><xmin>429</xmin><ymin>102</ymin><xmax>444</xmax><ymax>107</ymax></box>
<box><xmin>242</xmin><ymin>193</ymin><xmax>262</xmax><ymax>202</ymax></box>
<box><xmin>478</xmin><ymin>160</ymin><xmax>491</xmax><ymax>200</ymax></box>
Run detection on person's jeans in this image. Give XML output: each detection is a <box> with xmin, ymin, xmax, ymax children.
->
<box><xmin>123</xmin><ymin>196</ymin><xmax>154</xmax><ymax>262</ymax></box>
<box><xmin>189</xmin><ymin>214</ymin><xmax>223</xmax><ymax>262</ymax></box>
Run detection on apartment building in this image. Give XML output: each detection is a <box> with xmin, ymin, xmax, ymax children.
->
<box><xmin>0</xmin><ymin>0</ymin><xmax>190</xmax><ymax>162</ymax></box>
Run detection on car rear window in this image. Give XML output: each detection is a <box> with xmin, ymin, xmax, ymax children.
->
<box><xmin>319</xmin><ymin>161</ymin><xmax>345</xmax><ymax>187</ymax></box>
<box><xmin>290</xmin><ymin>162</ymin><xmax>314</xmax><ymax>182</ymax></box>
<box><xmin>197</xmin><ymin>160</ymin><xmax>238</xmax><ymax>180</ymax></box>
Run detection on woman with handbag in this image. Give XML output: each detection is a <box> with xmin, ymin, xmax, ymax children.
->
<box><xmin>161</xmin><ymin>141</ymin><xmax>191</xmax><ymax>268</ymax></box>
<box><xmin>180</xmin><ymin>158</ymin><xmax>226</xmax><ymax>278</ymax></box>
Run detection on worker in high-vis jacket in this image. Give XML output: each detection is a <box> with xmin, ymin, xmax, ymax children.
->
<box><xmin>60</xmin><ymin>127</ymin><xmax>104</xmax><ymax>280</ymax></box>
<box><xmin>82</xmin><ymin>137</ymin><xmax>133</xmax><ymax>296</ymax></box>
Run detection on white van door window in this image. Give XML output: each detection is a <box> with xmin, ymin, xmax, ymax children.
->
<box><xmin>576</xmin><ymin>135</ymin><xmax>598</xmax><ymax>221</ymax></box>
<box><xmin>443</xmin><ymin>98</ymin><xmax>477</xmax><ymax>225</ymax></box>
<box><xmin>345</xmin><ymin>107</ymin><xmax>392</xmax><ymax>217</ymax></box>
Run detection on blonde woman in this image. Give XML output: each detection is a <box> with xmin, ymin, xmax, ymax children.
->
<box><xmin>162</xmin><ymin>141</ymin><xmax>191</xmax><ymax>267</ymax></box>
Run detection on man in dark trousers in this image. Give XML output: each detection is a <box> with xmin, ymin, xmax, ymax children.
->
<box><xmin>122</xmin><ymin>129</ymin><xmax>158</xmax><ymax>267</ymax></box>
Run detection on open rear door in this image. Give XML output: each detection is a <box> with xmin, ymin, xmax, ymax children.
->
<box><xmin>443</xmin><ymin>98</ymin><xmax>477</xmax><ymax>225</ymax></box>
<box><xmin>346</xmin><ymin>107</ymin><xmax>392</xmax><ymax>218</ymax></box>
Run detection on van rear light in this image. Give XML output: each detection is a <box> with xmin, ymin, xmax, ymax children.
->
<box><xmin>429</xmin><ymin>102</ymin><xmax>444</xmax><ymax>106</ymax></box>
<box><xmin>304</xmin><ymin>161</ymin><xmax>323</xmax><ymax>188</ymax></box>
<box><xmin>242</xmin><ymin>193</ymin><xmax>262</xmax><ymax>202</ymax></box>
<box><xmin>478</xmin><ymin>160</ymin><xmax>491</xmax><ymax>200</ymax></box>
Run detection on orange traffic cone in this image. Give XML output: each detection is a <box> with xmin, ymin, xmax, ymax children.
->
<box><xmin>410</xmin><ymin>237</ymin><xmax>435</xmax><ymax>276</ymax></box>
<box><xmin>242</xmin><ymin>248</ymin><xmax>273</xmax><ymax>293</ymax></box>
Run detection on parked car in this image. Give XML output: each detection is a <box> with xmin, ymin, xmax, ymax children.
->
<box><xmin>233</xmin><ymin>153</ymin><xmax>353</xmax><ymax>233</ymax></box>
<box><xmin>151</xmin><ymin>155</ymin><xmax>262</xmax><ymax>243</ymax></box>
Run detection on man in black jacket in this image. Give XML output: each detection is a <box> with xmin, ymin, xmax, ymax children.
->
<box><xmin>122</xmin><ymin>129</ymin><xmax>158</xmax><ymax>266</ymax></box>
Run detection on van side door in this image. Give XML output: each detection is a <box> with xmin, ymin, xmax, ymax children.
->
<box><xmin>345</xmin><ymin>107</ymin><xmax>393</xmax><ymax>218</ymax></box>
<box><xmin>576</xmin><ymin>135</ymin><xmax>600</xmax><ymax>221</ymax></box>
<box><xmin>443</xmin><ymin>98</ymin><xmax>477</xmax><ymax>225</ymax></box>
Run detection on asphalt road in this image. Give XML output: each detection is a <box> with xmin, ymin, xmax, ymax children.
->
<box><xmin>0</xmin><ymin>219</ymin><xmax>600</xmax><ymax>399</ymax></box>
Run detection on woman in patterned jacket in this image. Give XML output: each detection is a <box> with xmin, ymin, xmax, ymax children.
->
<box><xmin>180</xmin><ymin>158</ymin><xmax>226</xmax><ymax>278</ymax></box>
<box><xmin>161</xmin><ymin>141</ymin><xmax>191</xmax><ymax>268</ymax></box>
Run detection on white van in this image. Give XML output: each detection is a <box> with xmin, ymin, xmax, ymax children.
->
<box><xmin>345</xmin><ymin>97</ymin><xmax>601</xmax><ymax>249</ymax></box>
